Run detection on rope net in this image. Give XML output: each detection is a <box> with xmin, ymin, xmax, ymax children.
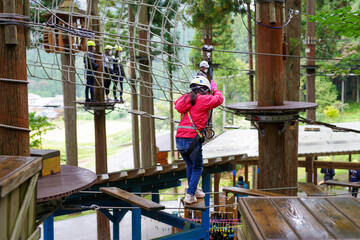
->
<box><xmin>27</xmin><ymin>0</ymin><xmax>207</xmax><ymax>104</ymax></box>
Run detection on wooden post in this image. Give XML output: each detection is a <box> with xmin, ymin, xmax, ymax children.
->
<box><xmin>283</xmin><ymin>0</ymin><xmax>301</xmax><ymax>195</ymax></box>
<box><xmin>0</xmin><ymin>0</ymin><xmax>30</xmax><ymax>156</ymax></box>
<box><xmin>341</xmin><ymin>78</ymin><xmax>345</xmax><ymax>112</ymax></box>
<box><xmin>305</xmin><ymin>0</ymin><xmax>316</xmax><ymax>120</ymax></box>
<box><xmin>357</xmin><ymin>76</ymin><xmax>359</xmax><ymax>104</ymax></box>
<box><xmin>61</xmin><ymin>51</ymin><xmax>78</xmax><ymax>166</ymax></box>
<box><xmin>213</xmin><ymin>173</ymin><xmax>220</xmax><ymax>212</ymax></box>
<box><xmin>87</xmin><ymin>0</ymin><xmax>110</xmax><ymax>238</ymax></box>
<box><xmin>256</xmin><ymin>1</ymin><xmax>297</xmax><ymax>195</ymax></box>
<box><xmin>305</xmin><ymin>0</ymin><xmax>316</xmax><ymax>184</ymax></box>
<box><xmin>247</xmin><ymin>1</ymin><xmax>254</xmax><ymax>101</ymax></box>
<box><xmin>168</xmin><ymin>44</ymin><xmax>175</xmax><ymax>162</ymax></box>
<box><xmin>245</xmin><ymin>165</ymin><xmax>249</xmax><ymax>184</ymax></box>
<box><xmin>128</xmin><ymin>5</ymin><xmax>140</xmax><ymax>168</ymax></box>
<box><xmin>139</xmin><ymin>1</ymin><xmax>153</xmax><ymax>167</ymax></box>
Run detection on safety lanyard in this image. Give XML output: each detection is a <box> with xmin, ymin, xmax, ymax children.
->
<box><xmin>186</xmin><ymin>112</ymin><xmax>204</xmax><ymax>138</ymax></box>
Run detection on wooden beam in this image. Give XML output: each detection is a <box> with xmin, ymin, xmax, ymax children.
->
<box><xmin>223</xmin><ymin>187</ymin><xmax>284</xmax><ymax>197</ymax></box>
<box><xmin>100</xmin><ymin>187</ymin><xmax>165</xmax><ymax>211</ymax></box>
<box><xmin>298</xmin><ymin>182</ymin><xmax>326</xmax><ymax>196</ymax></box>
<box><xmin>108</xmin><ymin>171</ymin><xmax>128</xmax><ymax>182</ymax></box>
<box><xmin>10</xmin><ymin>173</ymin><xmax>38</xmax><ymax>240</ymax></box>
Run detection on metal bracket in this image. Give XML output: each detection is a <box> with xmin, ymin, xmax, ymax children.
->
<box><xmin>251</xmin><ymin>121</ymin><xmax>265</xmax><ymax>137</ymax></box>
<box><xmin>278</xmin><ymin>120</ymin><xmax>296</xmax><ymax>135</ymax></box>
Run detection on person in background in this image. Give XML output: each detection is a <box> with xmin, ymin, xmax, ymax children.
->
<box><xmin>197</xmin><ymin>61</ymin><xmax>210</xmax><ymax>78</ymax></box>
<box><xmin>349</xmin><ymin>161</ymin><xmax>360</xmax><ymax>198</ymax></box>
<box><xmin>321</xmin><ymin>168</ymin><xmax>335</xmax><ymax>181</ymax></box>
<box><xmin>84</xmin><ymin>40</ymin><xmax>99</xmax><ymax>102</ymax></box>
<box><xmin>103</xmin><ymin>45</ymin><xmax>114</xmax><ymax>101</ymax></box>
<box><xmin>112</xmin><ymin>45</ymin><xmax>125</xmax><ymax>103</ymax></box>
<box><xmin>175</xmin><ymin>76</ymin><xmax>223</xmax><ymax>204</ymax></box>
<box><xmin>235</xmin><ymin>176</ymin><xmax>249</xmax><ymax>198</ymax></box>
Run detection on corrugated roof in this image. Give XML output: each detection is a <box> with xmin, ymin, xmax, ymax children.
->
<box><xmin>203</xmin><ymin>122</ymin><xmax>360</xmax><ymax>159</ymax></box>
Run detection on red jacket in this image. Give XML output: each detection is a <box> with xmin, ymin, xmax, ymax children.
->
<box><xmin>175</xmin><ymin>89</ymin><xmax>224</xmax><ymax>138</ymax></box>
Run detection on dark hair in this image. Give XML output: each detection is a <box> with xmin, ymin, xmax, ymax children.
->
<box><xmin>184</xmin><ymin>84</ymin><xmax>209</xmax><ymax>105</ymax></box>
<box><xmin>238</xmin><ymin>176</ymin><xmax>244</xmax><ymax>182</ymax></box>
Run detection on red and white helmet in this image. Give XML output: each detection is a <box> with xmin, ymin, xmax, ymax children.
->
<box><xmin>189</xmin><ymin>76</ymin><xmax>211</xmax><ymax>91</ymax></box>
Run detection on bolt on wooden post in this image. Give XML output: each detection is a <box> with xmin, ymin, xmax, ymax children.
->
<box><xmin>256</xmin><ymin>0</ymin><xmax>297</xmax><ymax>195</ymax></box>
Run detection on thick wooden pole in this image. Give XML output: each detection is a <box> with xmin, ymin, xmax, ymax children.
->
<box><xmin>305</xmin><ymin>0</ymin><xmax>316</xmax><ymax>183</ymax></box>
<box><xmin>128</xmin><ymin>5</ymin><xmax>140</xmax><ymax>168</ymax></box>
<box><xmin>139</xmin><ymin>1</ymin><xmax>153</xmax><ymax>167</ymax></box>
<box><xmin>0</xmin><ymin>0</ymin><xmax>30</xmax><ymax>156</ymax></box>
<box><xmin>341</xmin><ymin>78</ymin><xmax>345</xmax><ymax>112</ymax></box>
<box><xmin>87</xmin><ymin>0</ymin><xmax>110</xmax><ymax>238</ymax></box>
<box><xmin>283</xmin><ymin>0</ymin><xmax>301</xmax><ymax>196</ymax></box>
<box><xmin>256</xmin><ymin>1</ymin><xmax>296</xmax><ymax>195</ymax></box>
<box><xmin>61</xmin><ymin>52</ymin><xmax>78</xmax><ymax>166</ymax></box>
<box><xmin>306</xmin><ymin>0</ymin><xmax>316</xmax><ymax>120</ymax></box>
<box><xmin>247</xmin><ymin>1</ymin><xmax>254</xmax><ymax>102</ymax></box>
<box><xmin>357</xmin><ymin>76</ymin><xmax>359</xmax><ymax>104</ymax></box>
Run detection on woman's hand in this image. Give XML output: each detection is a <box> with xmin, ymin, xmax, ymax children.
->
<box><xmin>210</xmin><ymin>80</ymin><xmax>217</xmax><ymax>90</ymax></box>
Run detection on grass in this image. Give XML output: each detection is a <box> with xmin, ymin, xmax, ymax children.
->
<box><xmin>41</xmin><ymin>118</ymin><xmax>133</xmax><ymax>169</ymax></box>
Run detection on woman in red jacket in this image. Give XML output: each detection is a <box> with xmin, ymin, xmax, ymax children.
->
<box><xmin>175</xmin><ymin>76</ymin><xmax>224</xmax><ymax>204</ymax></box>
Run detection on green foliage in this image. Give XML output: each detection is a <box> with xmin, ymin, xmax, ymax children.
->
<box><xmin>185</xmin><ymin>0</ymin><xmax>240</xmax><ymax>28</ymax></box>
<box><xmin>29</xmin><ymin>112</ymin><xmax>55</xmax><ymax>148</ymax></box>
<box><xmin>323</xmin><ymin>105</ymin><xmax>339</xmax><ymax>119</ymax></box>
<box><xmin>307</xmin><ymin>2</ymin><xmax>360</xmax><ymax>76</ymax></box>
<box><xmin>315</xmin><ymin>76</ymin><xmax>339</xmax><ymax>112</ymax></box>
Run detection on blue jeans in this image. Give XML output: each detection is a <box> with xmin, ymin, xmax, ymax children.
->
<box><xmin>85</xmin><ymin>74</ymin><xmax>95</xmax><ymax>101</ymax></box>
<box><xmin>176</xmin><ymin>137</ymin><xmax>203</xmax><ymax>196</ymax></box>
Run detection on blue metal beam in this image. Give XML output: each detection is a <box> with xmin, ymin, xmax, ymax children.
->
<box><xmin>201</xmin><ymin>173</ymin><xmax>211</xmax><ymax>239</ymax></box>
<box><xmin>43</xmin><ymin>214</ymin><xmax>54</xmax><ymax>240</ymax></box>
<box><xmin>141</xmin><ymin>209</ymin><xmax>199</xmax><ymax>230</ymax></box>
<box><xmin>152</xmin><ymin>190</ymin><xmax>160</xmax><ymax>203</ymax></box>
<box><xmin>113</xmin><ymin>209</ymin><xmax>127</xmax><ymax>240</ymax></box>
<box><xmin>153</xmin><ymin>228</ymin><xmax>205</xmax><ymax>240</ymax></box>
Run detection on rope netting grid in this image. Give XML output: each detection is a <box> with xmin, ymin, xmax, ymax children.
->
<box><xmin>28</xmin><ymin>0</ymin><xmax>202</xmax><ymax>105</ymax></box>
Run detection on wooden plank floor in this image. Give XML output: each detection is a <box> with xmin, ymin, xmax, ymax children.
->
<box><xmin>238</xmin><ymin>197</ymin><xmax>360</xmax><ymax>240</ymax></box>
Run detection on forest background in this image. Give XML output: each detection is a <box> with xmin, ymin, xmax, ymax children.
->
<box><xmin>28</xmin><ymin>0</ymin><xmax>360</xmax><ymax>171</ymax></box>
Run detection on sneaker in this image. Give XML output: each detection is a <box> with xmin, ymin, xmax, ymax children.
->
<box><xmin>195</xmin><ymin>189</ymin><xmax>205</xmax><ymax>198</ymax></box>
<box><xmin>85</xmin><ymin>99</ymin><xmax>90</xmax><ymax>103</ymax></box>
<box><xmin>119</xmin><ymin>98</ymin><xmax>125</xmax><ymax>103</ymax></box>
<box><xmin>114</xmin><ymin>97</ymin><xmax>119</xmax><ymax>102</ymax></box>
<box><xmin>184</xmin><ymin>194</ymin><xmax>197</xmax><ymax>204</ymax></box>
<box><xmin>106</xmin><ymin>97</ymin><xmax>112</xmax><ymax>102</ymax></box>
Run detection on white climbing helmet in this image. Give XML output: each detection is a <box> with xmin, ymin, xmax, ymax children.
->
<box><xmin>189</xmin><ymin>76</ymin><xmax>211</xmax><ymax>91</ymax></box>
<box><xmin>199</xmin><ymin>61</ymin><xmax>209</xmax><ymax>69</ymax></box>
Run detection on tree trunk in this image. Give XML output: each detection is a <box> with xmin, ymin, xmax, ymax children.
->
<box><xmin>0</xmin><ymin>0</ymin><xmax>30</xmax><ymax>156</ymax></box>
<box><xmin>61</xmin><ymin>52</ymin><xmax>78</xmax><ymax>166</ymax></box>
<box><xmin>128</xmin><ymin>5</ymin><xmax>140</xmax><ymax>168</ymax></box>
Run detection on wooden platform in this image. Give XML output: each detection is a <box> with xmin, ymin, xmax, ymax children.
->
<box><xmin>238</xmin><ymin>197</ymin><xmax>360</xmax><ymax>240</ymax></box>
<box><xmin>298</xmin><ymin>182</ymin><xmax>327</xmax><ymax>196</ymax></box>
<box><xmin>223</xmin><ymin>186</ymin><xmax>284</xmax><ymax>197</ymax></box>
<box><xmin>226</xmin><ymin>101</ymin><xmax>317</xmax><ymax>114</ymax></box>
<box><xmin>37</xmin><ymin>165</ymin><xmax>96</xmax><ymax>203</ymax></box>
<box><xmin>100</xmin><ymin>187</ymin><xmax>165</xmax><ymax>211</ymax></box>
<box><xmin>74</xmin><ymin>100</ymin><xmax>118</xmax><ymax>111</ymax></box>
<box><xmin>182</xmin><ymin>198</ymin><xmax>206</xmax><ymax>211</ymax></box>
<box><xmin>0</xmin><ymin>155</ymin><xmax>42</xmax><ymax>198</ymax></box>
